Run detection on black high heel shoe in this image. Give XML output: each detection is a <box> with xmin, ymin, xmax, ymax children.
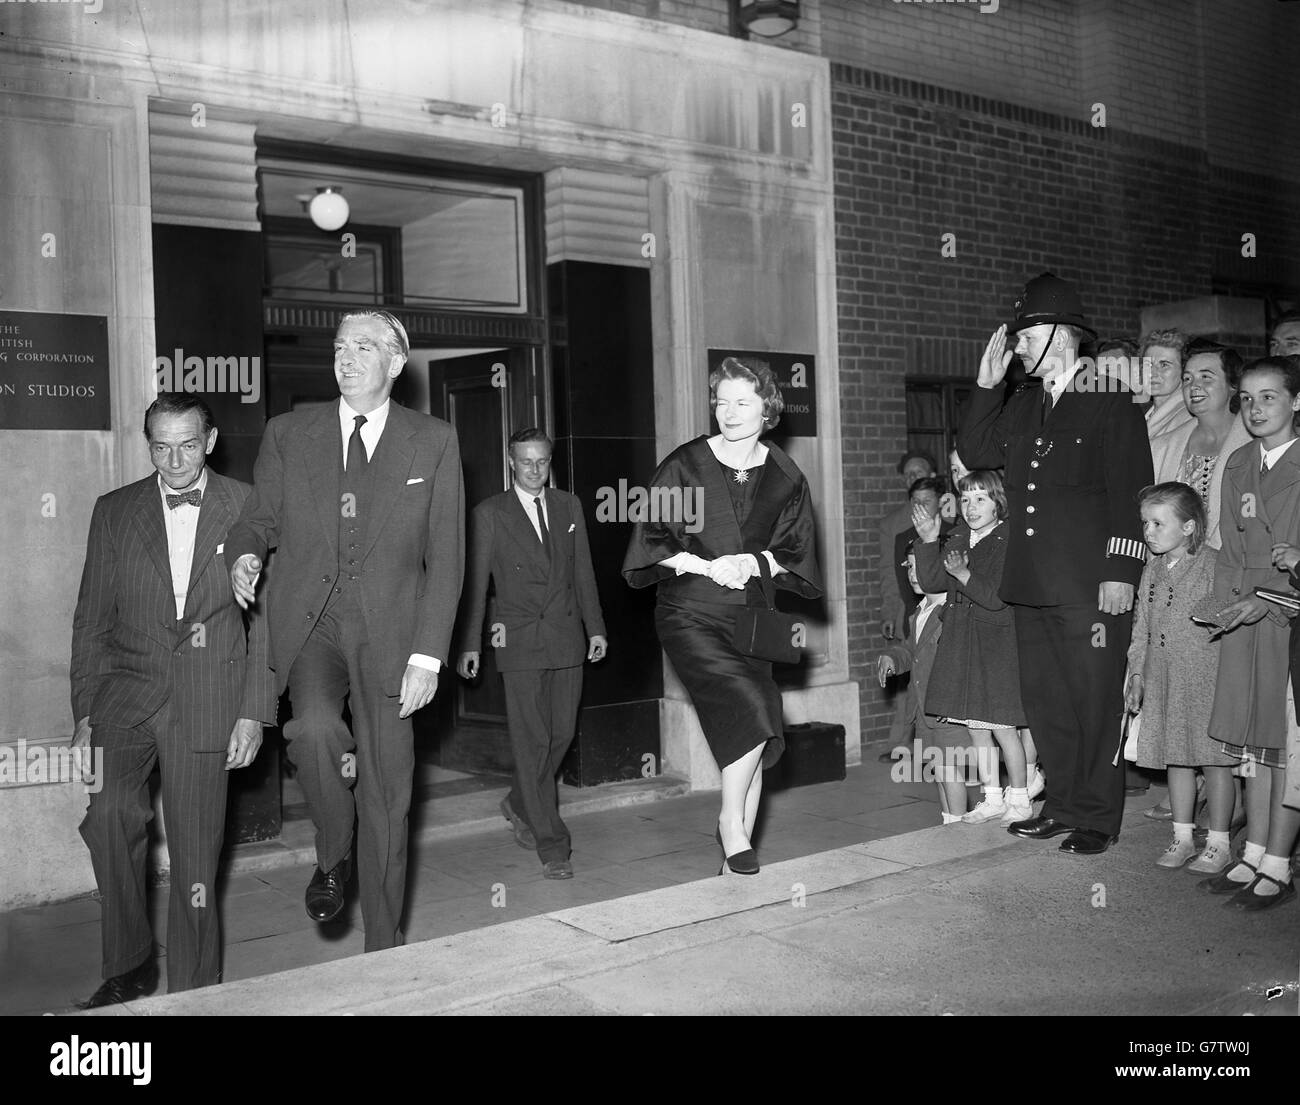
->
<box><xmin>716</xmin><ymin>827</ymin><xmax>760</xmax><ymax>876</ymax></box>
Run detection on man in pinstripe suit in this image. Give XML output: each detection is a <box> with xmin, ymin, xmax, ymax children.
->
<box><xmin>71</xmin><ymin>394</ymin><xmax>276</xmax><ymax>1007</ymax></box>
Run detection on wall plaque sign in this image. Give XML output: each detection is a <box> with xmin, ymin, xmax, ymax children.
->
<box><xmin>0</xmin><ymin>311</ymin><xmax>111</xmax><ymax>430</ymax></box>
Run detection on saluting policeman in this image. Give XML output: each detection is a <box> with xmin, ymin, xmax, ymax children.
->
<box><xmin>959</xmin><ymin>272</ymin><xmax>1152</xmax><ymax>856</ymax></box>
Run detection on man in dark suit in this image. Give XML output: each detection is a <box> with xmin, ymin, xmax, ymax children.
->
<box><xmin>226</xmin><ymin>310</ymin><xmax>464</xmax><ymax>951</ymax></box>
<box><xmin>959</xmin><ymin>272</ymin><xmax>1152</xmax><ymax>856</ymax></box>
<box><xmin>70</xmin><ymin>394</ymin><xmax>275</xmax><ymax>1007</ymax></box>
<box><xmin>456</xmin><ymin>429</ymin><xmax>607</xmax><ymax>879</ymax></box>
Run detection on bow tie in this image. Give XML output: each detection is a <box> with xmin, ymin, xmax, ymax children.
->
<box><xmin>165</xmin><ymin>489</ymin><xmax>202</xmax><ymax>510</ymax></box>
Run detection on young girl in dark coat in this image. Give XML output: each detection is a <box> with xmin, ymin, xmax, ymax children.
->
<box><xmin>914</xmin><ymin>470</ymin><xmax>1033</xmax><ymax>825</ymax></box>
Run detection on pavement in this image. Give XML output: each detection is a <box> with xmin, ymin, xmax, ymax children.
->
<box><xmin>2</xmin><ymin>754</ymin><xmax>1297</xmax><ymax>1017</ymax></box>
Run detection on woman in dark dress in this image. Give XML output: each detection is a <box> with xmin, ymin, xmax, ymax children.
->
<box><xmin>622</xmin><ymin>357</ymin><xmax>822</xmax><ymax>875</ymax></box>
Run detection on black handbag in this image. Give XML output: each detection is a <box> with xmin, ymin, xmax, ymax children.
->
<box><xmin>732</xmin><ymin>553</ymin><xmax>803</xmax><ymax>664</ymax></box>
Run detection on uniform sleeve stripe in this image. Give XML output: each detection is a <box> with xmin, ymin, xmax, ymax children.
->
<box><xmin>1107</xmin><ymin>537</ymin><xmax>1147</xmax><ymax>561</ymax></box>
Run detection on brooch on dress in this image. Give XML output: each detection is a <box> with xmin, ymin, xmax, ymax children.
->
<box><xmin>733</xmin><ymin>468</ymin><xmax>752</xmax><ymax>484</ymax></box>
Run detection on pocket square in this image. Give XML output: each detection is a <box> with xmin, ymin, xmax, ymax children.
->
<box><xmin>216</xmin><ymin>543</ymin><xmax>224</xmax><ymax>554</ymax></box>
<box><xmin>567</xmin><ymin>523</ymin><xmax>576</xmax><ymax>533</ymax></box>
<box><xmin>406</xmin><ymin>477</ymin><xmax>425</xmax><ymax>485</ymax></box>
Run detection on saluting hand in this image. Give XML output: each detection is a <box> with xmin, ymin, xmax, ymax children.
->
<box><xmin>977</xmin><ymin>325</ymin><xmax>1015</xmax><ymax>390</ymax></box>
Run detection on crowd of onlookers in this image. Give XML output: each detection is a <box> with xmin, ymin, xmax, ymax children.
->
<box><xmin>874</xmin><ymin>310</ymin><xmax>1300</xmax><ymax>912</ymax></box>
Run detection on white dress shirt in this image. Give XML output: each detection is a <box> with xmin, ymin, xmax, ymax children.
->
<box><xmin>159</xmin><ymin>468</ymin><xmax>208</xmax><ymax>620</ymax></box>
<box><xmin>1260</xmin><ymin>437</ymin><xmax>1298</xmax><ymax>472</ymax></box>
<box><xmin>514</xmin><ymin>484</ymin><xmax>549</xmax><ymax>542</ymax></box>
<box><xmin>913</xmin><ymin>592</ymin><xmax>947</xmax><ymax>641</ymax></box>
<box><xmin>335</xmin><ymin>398</ymin><xmax>439</xmax><ymax>674</ymax></box>
<box><xmin>338</xmin><ymin>397</ymin><xmax>390</xmax><ymax>467</ymax></box>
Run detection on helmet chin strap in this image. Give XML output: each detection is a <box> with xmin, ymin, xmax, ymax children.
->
<box><xmin>1028</xmin><ymin>324</ymin><xmax>1059</xmax><ymax>378</ymax></box>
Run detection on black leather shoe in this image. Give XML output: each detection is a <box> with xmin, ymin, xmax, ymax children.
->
<box><xmin>76</xmin><ymin>959</ymin><xmax>158</xmax><ymax>1010</ymax></box>
<box><xmin>500</xmin><ymin>796</ymin><xmax>537</xmax><ymax>850</ymax></box>
<box><xmin>724</xmin><ymin>849</ymin><xmax>759</xmax><ymax>875</ymax></box>
<box><xmin>1006</xmin><ymin>815</ymin><xmax>1074</xmax><ymax>839</ymax></box>
<box><xmin>305</xmin><ymin>851</ymin><xmax>352</xmax><ymax>922</ymax></box>
<box><xmin>1227</xmin><ymin>873</ymin><xmax>1296</xmax><ymax>911</ymax></box>
<box><xmin>1059</xmin><ymin>828</ymin><xmax>1117</xmax><ymax>855</ymax></box>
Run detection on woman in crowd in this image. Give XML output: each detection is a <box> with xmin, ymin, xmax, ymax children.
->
<box><xmin>623</xmin><ymin>357</ymin><xmax>822</xmax><ymax>875</ymax></box>
<box><xmin>1149</xmin><ymin>338</ymin><xmax>1251</xmax><ymax>550</ymax></box>
<box><xmin>1201</xmin><ymin>356</ymin><xmax>1300</xmax><ymax>909</ymax></box>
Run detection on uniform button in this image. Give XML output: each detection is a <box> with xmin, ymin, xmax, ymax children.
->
<box><xmin>1030</xmin><ymin>461</ymin><xmax>1040</xmax><ymax>469</ymax></box>
<box><xmin>1026</xmin><ymin>527</ymin><xmax>1035</xmax><ymax>536</ymax></box>
<box><xmin>348</xmin><ymin>574</ymin><xmax>358</xmax><ymax>581</ymax></box>
<box><xmin>1237</xmin><ymin>525</ymin><xmax>1245</xmax><ymax>531</ymax></box>
<box><xmin>1026</xmin><ymin>505</ymin><xmax>1035</xmax><ymax>514</ymax></box>
<box><xmin>321</xmin><ymin>575</ymin><xmax>329</xmax><ymax>583</ymax></box>
<box><xmin>334</xmin><ymin>587</ymin><xmax>341</xmax><ymax>593</ymax></box>
<box><xmin>1231</xmin><ymin>588</ymin><xmax>1240</xmax><ymax>595</ymax></box>
<box><xmin>306</xmin><ymin>612</ymin><xmax>314</xmax><ymax>619</ymax></box>
<box><xmin>1027</xmin><ymin>483</ymin><xmax>1036</xmax><ymax>491</ymax></box>
<box><xmin>1034</xmin><ymin>438</ymin><xmax>1043</xmax><ymax>446</ymax></box>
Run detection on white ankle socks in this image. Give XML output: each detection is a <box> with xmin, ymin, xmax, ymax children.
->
<box><xmin>941</xmin><ymin>812</ymin><xmax>962</xmax><ymax>825</ymax></box>
<box><xmin>1256</xmin><ymin>854</ymin><xmax>1293</xmax><ymax>893</ymax></box>
<box><xmin>1172</xmin><ymin>821</ymin><xmax>1194</xmax><ymax>843</ymax></box>
<box><xmin>1205</xmin><ymin>830</ymin><xmax>1230</xmax><ymax>850</ymax></box>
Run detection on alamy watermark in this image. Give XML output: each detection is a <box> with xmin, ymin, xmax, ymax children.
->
<box><xmin>595</xmin><ymin>480</ymin><xmax>703</xmax><ymax>533</ymax></box>
<box><xmin>155</xmin><ymin>348</ymin><xmax>261</xmax><ymax>405</ymax></box>
<box><xmin>0</xmin><ymin>739</ymin><xmax>103</xmax><ymax>793</ymax></box>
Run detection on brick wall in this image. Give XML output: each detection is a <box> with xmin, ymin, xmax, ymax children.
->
<box><xmin>831</xmin><ymin>62</ymin><xmax>1300</xmax><ymax>745</ymax></box>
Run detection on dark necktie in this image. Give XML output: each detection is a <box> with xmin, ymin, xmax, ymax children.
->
<box><xmin>166</xmin><ymin>489</ymin><xmax>202</xmax><ymax>509</ymax></box>
<box><xmin>1040</xmin><ymin>387</ymin><xmax>1052</xmax><ymax>427</ymax></box>
<box><xmin>347</xmin><ymin>414</ymin><xmax>368</xmax><ymax>472</ymax></box>
<box><xmin>534</xmin><ymin>495</ymin><xmax>551</xmax><ymax>557</ymax></box>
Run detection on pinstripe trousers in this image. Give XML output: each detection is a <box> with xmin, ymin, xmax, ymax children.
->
<box><xmin>79</xmin><ymin>703</ymin><xmax>229</xmax><ymax>992</ymax></box>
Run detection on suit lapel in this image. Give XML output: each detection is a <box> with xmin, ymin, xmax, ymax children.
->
<box><xmin>504</xmin><ymin>488</ymin><xmax>549</xmax><ymax>565</ymax></box>
<box><xmin>128</xmin><ymin>477</ymin><xmax>174</xmax><ymax>596</ymax></box>
<box><xmin>1262</xmin><ymin>442</ymin><xmax>1300</xmax><ymax>513</ymax></box>
<box><xmin>305</xmin><ymin>402</ymin><xmax>342</xmax><ymax>561</ymax></box>
<box><xmin>361</xmin><ymin>404</ymin><xmax>418</xmax><ymax>561</ymax></box>
<box><xmin>184</xmin><ymin>473</ymin><xmax>235</xmax><ymax>616</ymax></box>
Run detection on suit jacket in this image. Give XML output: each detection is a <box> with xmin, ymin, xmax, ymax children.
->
<box><xmin>70</xmin><ymin>471</ymin><xmax>277</xmax><ymax>751</ymax></box>
<box><xmin>457</xmin><ymin>488</ymin><xmax>605</xmax><ymax>673</ymax></box>
<box><xmin>881</xmin><ymin>598</ymin><xmax>950</xmax><ymax>734</ymax></box>
<box><xmin>225</xmin><ymin>401</ymin><xmax>465</xmax><ymax>696</ymax></box>
<box><xmin>1149</xmin><ymin>416</ymin><xmax>1252</xmax><ymax>550</ymax></box>
<box><xmin>958</xmin><ymin>373</ymin><xmax>1152</xmax><ymax>606</ymax></box>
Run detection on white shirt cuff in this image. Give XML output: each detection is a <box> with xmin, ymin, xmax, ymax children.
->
<box><xmin>407</xmin><ymin>653</ymin><xmax>442</xmax><ymax>673</ymax></box>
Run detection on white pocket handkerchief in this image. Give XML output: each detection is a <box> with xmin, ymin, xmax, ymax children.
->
<box><xmin>216</xmin><ymin>543</ymin><xmax>224</xmax><ymax>554</ymax></box>
<box><xmin>567</xmin><ymin>523</ymin><xmax>576</xmax><ymax>533</ymax></box>
<box><xmin>406</xmin><ymin>477</ymin><xmax>425</xmax><ymax>485</ymax></box>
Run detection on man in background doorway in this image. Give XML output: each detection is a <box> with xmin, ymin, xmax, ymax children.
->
<box><xmin>456</xmin><ymin>428</ymin><xmax>607</xmax><ymax>879</ymax></box>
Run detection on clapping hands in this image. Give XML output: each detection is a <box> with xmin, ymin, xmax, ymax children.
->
<box><xmin>943</xmin><ymin>547</ymin><xmax>970</xmax><ymax>584</ymax></box>
<box><xmin>911</xmin><ymin>502</ymin><xmax>941</xmax><ymax>543</ymax></box>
